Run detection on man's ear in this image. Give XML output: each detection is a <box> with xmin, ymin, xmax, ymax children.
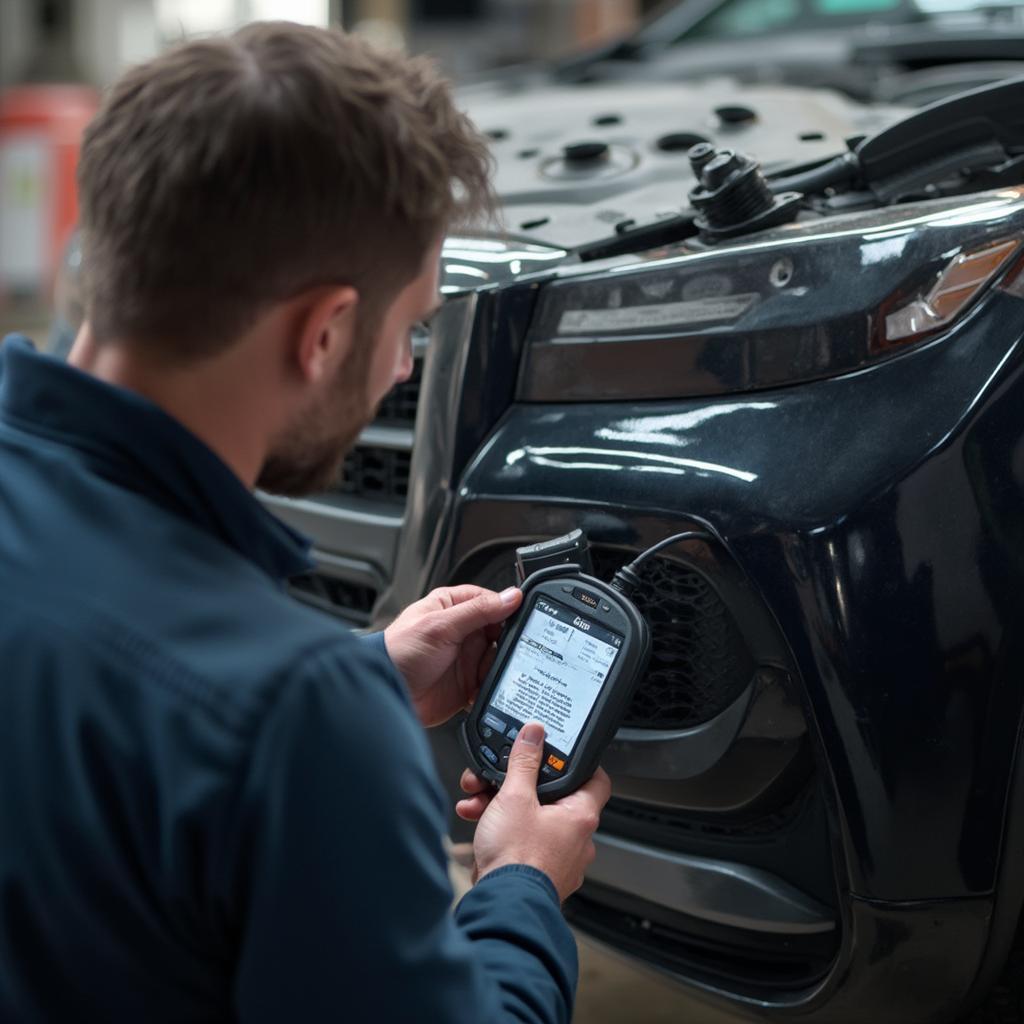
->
<box><xmin>292</xmin><ymin>285</ymin><xmax>360</xmax><ymax>384</ymax></box>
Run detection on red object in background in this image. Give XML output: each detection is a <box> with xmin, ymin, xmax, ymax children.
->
<box><xmin>0</xmin><ymin>84</ymin><xmax>98</xmax><ymax>301</ymax></box>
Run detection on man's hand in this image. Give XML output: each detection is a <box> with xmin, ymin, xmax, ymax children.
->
<box><xmin>457</xmin><ymin>722</ymin><xmax>611</xmax><ymax>903</ymax></box>
<box><xmin>384</xmin><ymin>585</ymin><xmax>522</xmax><ymax>727</ymax></box>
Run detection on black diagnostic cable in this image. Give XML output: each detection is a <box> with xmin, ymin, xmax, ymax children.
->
<box><xmin>609</xmin><ymin>530</ymin><xmax>713</xmax><ymax>598</ymax></box>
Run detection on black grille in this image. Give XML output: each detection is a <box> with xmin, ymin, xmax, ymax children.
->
<box><xmin>566</xmin><ymin>882</ymin><xmax>836</xmax><ymax>994</ymax></box>
<box><xmin>598</xmin><ymin>776</ymin><xmax>840</xmax><ymax>912</ymax></box>
<box><xmin>289</xmin><ymin>572</ymin><xmax>377</xmax><ymax>626</ymax></box>
<box><xmin>375</xmin><ymin>359</ymin><xmax>422</xmax><ymax>426</ymax></box>
<box><xmin>338</xmin><ymin>446</ymin><xmax>411</xmax><ymax>503</ymax></box>
<box><xmin>589</xmin><ymin>547</ymin><xmax>755</xmax><ymax>730</ymax></box>
<box><xmin>604</xmin><ymin>762</ymin><xmax>810</xmax><ymax>842</ymax></box>
<box><xmin>453</xmin><ymin>541</ymin><xmax>755</xmax><ymax>731</ymax></box>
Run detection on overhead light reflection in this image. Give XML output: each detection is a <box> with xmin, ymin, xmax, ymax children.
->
<box><xmin>444</xmin><ymin>236</ymin><xmax>567</xmax><ymax>258</ymax></box>
<box><xmin>513</xmin><ymin>445</ymin><xmax>757</xmax><ymax>482</ymax></box>
<box><xmin>443</xmin><ymin>264</ymin><xmax>489</xmax><ymax>280</ymax></box>
<box><xmin>532</xmin><ymin>456</ymin><xmax>627</xmax><ymax>472</ymax></box>
<box><xmin>597</xmin><ymin>403</ymin><xmax>775</xmax><ymax>446</ymax></box>
<box><xmin>443</xmin><ymin>249</ymin><xmax>566</xmax><ymax>264</ymax></box>
<box><xmin>860</xmin><ymin>235</ymin><xmax>909</xmax><ymax>266</ymax></box>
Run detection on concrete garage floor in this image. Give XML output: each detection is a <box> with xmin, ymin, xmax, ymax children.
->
<box><xmin>575</xmin><ymin>938</ymin><xmax>745</xmax><ymax>1023</ymax></box>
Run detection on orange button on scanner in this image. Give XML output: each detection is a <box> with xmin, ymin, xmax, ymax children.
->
<box><xmin>546</xmin><ymin>754</ymin><xmax>565</xmax><ymax>772</ymax></box>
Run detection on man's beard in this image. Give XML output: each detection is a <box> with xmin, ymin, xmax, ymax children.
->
<box><xmin>256</xmin><ymin>337</ymin><xmax>375</xmax><ymax>498</ymax></box>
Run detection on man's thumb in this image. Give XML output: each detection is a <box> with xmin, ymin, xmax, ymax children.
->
<box><xmin>442</xmin><ymin>586</ymin><xmax>522</xmax><ymax>640</ymax></box>
<box><xmin>503</xmin><ymin>721</ymin><xmax>545</xmax><ymax>794</ymax></box>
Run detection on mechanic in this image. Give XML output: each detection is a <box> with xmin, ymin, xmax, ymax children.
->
<box><xmin>0</xmin><ymin>22</ymin><xmax>608</xmax><ymax>1024</ymax></box>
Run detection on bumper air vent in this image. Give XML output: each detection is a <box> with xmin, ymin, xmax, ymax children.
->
<box><xmin>331</xmin><ymin>350</ymin><xmax>423</xmax><ymax>504</ymax></box>
<box><xmin>602</xmin><ymin>781</ymin><xmax>809</xmax><ymax>842</ymax></box>
<box><xmin>590</xmin><ymin>546</ymin><xmax>754</xmax><ymax>730</ymax></box>
<box><xmin>289</xmin><ymin>571</ymin><xmax>378</xmax><ymax>627</ymax></box>
<box><xmin>566</xmin><ymin>881</ymin><xmax>837</xmax><ymax>995</ymax></box>
<box><xmin>337</xmin><ymin>444</ymin><xmax>412</xmax><ymax>504</ymax></box>
<box><xmin>271</xmin><ymin>327</ymin><xmax>432</xmax><ymax>624</ymax></box>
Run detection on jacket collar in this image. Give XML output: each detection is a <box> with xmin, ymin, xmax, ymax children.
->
<box><xmin>0</xmin><ymin>335</ymin><xmax>313</xmax><ymax>582</ymax></box>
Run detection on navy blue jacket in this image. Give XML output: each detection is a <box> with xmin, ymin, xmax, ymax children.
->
<box><xmin>0</xmin><ymin>337</ymin><xmax>577</xmax><ymax>1022</ymax></box>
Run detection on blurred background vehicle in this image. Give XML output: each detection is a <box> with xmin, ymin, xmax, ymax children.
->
<box><xmin>549</xmin><ymin>0</ymin><xmax>1024</xmax><ymax>107</ymax></box>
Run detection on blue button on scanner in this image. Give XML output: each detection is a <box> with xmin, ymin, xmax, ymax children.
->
<box><xmin>480</xmin><ymin>745</ymin><xmax>499</xmax><ymax>765</ymax></box>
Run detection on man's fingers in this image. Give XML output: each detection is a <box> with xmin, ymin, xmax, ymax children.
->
<box><xmin>557</xmin><ymin>766</ymin><xmax>612</xmax><ymax>814</ymax></box>
<box><xmin>430</xmin><ymin>585</ymin><xmax>522</xmax><ymax>643</ymax></box>
<box><xmin>455</xmin><ymin>794</ymin><xmax>491</xmax><ymax>821</ymax></box>
<box><xmin>500</xmin><ymin>721</ymin><xmax>545</xmax><ymax>798</ymax></box>
<box><xmin>460</xmin><ymin>768</ymin><xmax>491</xmax><ymax>795</ymax></box>
<box><xmin>578</xmin><ymin>766</ymin><xmax>613</xmax><ymax>806</ymax></box>
<box><xmin>584</xmin><ymin>766</ymin><xmax>612</xmax><ymax>803</ymax></box>
<box><xmin>435</xmin><ymin>584</ymin><xmax>507</xmax><ymax>607</ymax></box>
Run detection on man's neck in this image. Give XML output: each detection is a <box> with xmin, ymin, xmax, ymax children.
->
<box><xmin>68</xmin><ymin>326</ymin><xmax>273</xmax><ymax>489</ymax></box>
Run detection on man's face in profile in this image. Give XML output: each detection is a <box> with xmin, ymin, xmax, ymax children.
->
<box><xmin>256</xmin><ymin>239</ymin><xmax>442</xmax><ymax>497</ymax></box>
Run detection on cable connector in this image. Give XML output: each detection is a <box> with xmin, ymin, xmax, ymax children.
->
<box><xmin>609</xmin><ymin>564</ymin><xmax>643</xmax><ymax>598</ymax></box>
<box><xmin>610</xmin><ymin>530</ymin><xmax>714</xmax><ymax>597</ymax></box>
<box><xmin>514</xmin><ymin>528</ymin><xmax>593</xmax><ymax>585</ymax></box>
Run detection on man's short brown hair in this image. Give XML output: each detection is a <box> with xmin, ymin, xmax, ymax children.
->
<box><xmin>77</xmin><ymin>22</ymin><xmax>494</xmax><ymax>360</ymax></box>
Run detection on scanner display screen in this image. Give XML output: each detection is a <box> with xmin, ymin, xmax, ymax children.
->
<box><xmin>488</xmin><ymin>597</ymin><xmax>622</xmax><ymax>756</ymax></box>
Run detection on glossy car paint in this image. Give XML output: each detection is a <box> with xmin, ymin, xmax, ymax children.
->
<box><xmin>456</xmin><ymin>286</ymin><xmax>1024</xmax><ymax>901</ymax></box>
<box><xmin>357</xmin><ymin>188</ymin><xmax>1024</xmax><ymax>1018</ymax></box>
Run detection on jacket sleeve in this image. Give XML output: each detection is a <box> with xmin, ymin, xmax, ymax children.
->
<box><xmin>221</xmin><ymin>637</ymin><xmax>578</xmax><ymax>1024</ymax></box>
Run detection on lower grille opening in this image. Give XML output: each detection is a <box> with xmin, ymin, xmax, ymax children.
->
<box><xmin>600</xmin><ymin>776</ymin><xmax>838</xmax><ymax>913</ymax></box>
<box><xmin>590</xmin><ymin>546</ymin><xmax>755</xmax><ymax>730</ymax></box>
<box><xmin>567</xmin><ymin>881</ymin><xmax>837</xmax><ymax>995</ymax></box>
<box><xmin>337</xmin><ymin>446</ymin><xmax>411</xmax><ymax>503</ymax></box>
<box><xmin>605</xmin><ymin>783</ymin><xmax>809</xmax><ymax>843</ymax></box>
<box><xmin>451</xmin><ymin>541</ymin><xmax>755</xmax><ymax>730</ymax></box>
<box><xmin>289</xmin><ymin>571</ymin><xmax>378</xmax><ymax>626</ymax></box>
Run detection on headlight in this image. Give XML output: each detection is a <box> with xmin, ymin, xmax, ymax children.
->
<box><xmin>517</xmin><ymin>188</ymin><xmax>1024</xmax><ymax>402</ymax></box>
<box><xmin>883</xmin><ymin>237</ymin><xmax>1019</xmax><ymax>344</ymax></box>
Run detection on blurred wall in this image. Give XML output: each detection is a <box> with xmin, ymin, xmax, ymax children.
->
<box><xmin>1</xmin><ymin>0</ymin><xmax>36</xmax><ymax>87</ymax></box>
<box><xmin>3</xmin><ymin>0</ymin><xmax>336</xmax><ymax>91</ymax></box>
<box><xmin>77</xmin><ymin>0</ymin><xmax>159</xmax><ymax>86</ymax></box>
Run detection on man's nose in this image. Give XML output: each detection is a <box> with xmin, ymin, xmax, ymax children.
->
<box><xmin>394</xmin><ymin>348</ymin><xmax>414</xmax><ymax>385</ymax></box>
